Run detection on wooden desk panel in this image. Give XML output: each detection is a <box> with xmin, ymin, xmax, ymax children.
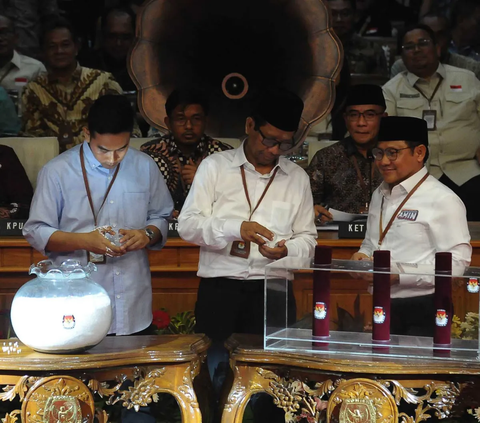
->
<box><xmin>1</xmin><ymin>223</ymin><xmax>479</xmax><ymax>321</ymax></box>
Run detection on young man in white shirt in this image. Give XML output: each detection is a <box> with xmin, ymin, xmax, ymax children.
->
<box><xmin>352</xmin><ymin>116</ymin><xmax>471</xmax><ymax>335</ymax></box>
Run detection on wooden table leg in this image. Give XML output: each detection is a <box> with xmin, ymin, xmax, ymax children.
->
<box><xmin>221</xmin><ymin>365</ymin><xmax>271</xmax><ymax>423</ymax></box>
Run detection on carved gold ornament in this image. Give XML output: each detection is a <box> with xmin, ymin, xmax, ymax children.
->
<box><xmin>43</xmin><ymin>395</ymin><xmax>82</xmax><ymax>423</ymax></box>
<box><xmin>21</xmin><ymin>376</ymin><xmax>94</xmax><ymax>423</ymax></box>
<box><xmin>252</xmin><ymin>368</ymin><xmax>461</xmax><ymax>423</ymax></box>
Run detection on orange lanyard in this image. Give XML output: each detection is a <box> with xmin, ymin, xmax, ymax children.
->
<box><xmin>80</xmin><ymin>144</ymin><xmax>120</xmax><ymax>226</ymax></box>
<box><xmin>240</xmin><ymin>165</ymin><xmax>278</xmax><ymax>221</ymax></box>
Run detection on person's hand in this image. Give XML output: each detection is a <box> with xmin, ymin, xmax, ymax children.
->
<box><xmin>259</xmin><ymin>239</ymin><xmax>288</xmax><ymax>260</ymax></box>
<box><xmin>314</xmin><ymin>205</ymin><xmax>333</xmax><ymax>224</ymax></box>
<box><xmin>0</xmin><ymin>207</ymin><xmax>10</xmax><ymax>219</ymax></box>
<box><xmin>351</xmin><ymin>252</ymin><xmax>370</xmax><ymax>260</ymax></box>
<box><xmin>240</xmin><ymin>221</ymin><xmax>274</xmax><ymax>246</ymax></box>
<box><xmin>118</xmin><ymin>228</ymin><xmax>150</xmax><ymax>252</ymax></box>
<box><xmin>181</xmin><ymin>159</ymin><xmax>200</xmax><ymax>185</ymax></box>
<box><xmin>84</xmin><ymin>227</ymin><xmax>124</xmax><ymax>257</ymax></box>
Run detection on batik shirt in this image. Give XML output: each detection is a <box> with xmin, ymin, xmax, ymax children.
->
<box><xmin>141</xmin><ymin>133</ymin><xmax>232</xmax><ymax>211</ymax></box>
<box><xmin>306</xmin><ymin>137</ymin><xmax>383</xmax><ymax>213</ymax></box>
<box><xmin>21</xmin><ymin>65</ymin><xmax>139</xmax><ymax>152</ymax></box>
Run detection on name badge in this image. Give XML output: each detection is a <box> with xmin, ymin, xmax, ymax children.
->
<box><xmin>230</xmin><ymin>240</ymin><xmax>250</xmax><ymax>259</ymax></box>
<box><xmin>422</xmin><ymin>110</ymin><xmax>437</xmax><ymax>131</ymax></box>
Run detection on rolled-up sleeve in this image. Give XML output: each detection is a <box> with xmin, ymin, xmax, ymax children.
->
<box><xmin>145</xmin><ymin>163</ymin><xmax>174</xmax><ymax>250</ymax></box>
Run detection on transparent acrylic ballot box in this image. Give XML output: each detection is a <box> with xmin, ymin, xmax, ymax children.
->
<box><xmin>264</xmin><ymin>256</ymin><xmax>480</xmax><ymax>361</ymax></box>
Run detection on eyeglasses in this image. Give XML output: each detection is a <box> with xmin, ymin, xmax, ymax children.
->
<box><xmin>257</xmin><ymin>128</ymin><xmax>294</xmax><ymax>151</ymax></box>
<box><xmin>371</xmin><ymin>147</ymin><xmax>411</xmax><ymax>161</ymax></box>
<box><xmin>345</xmin><ymin>110</ymin><xmax>383</xmax><ymax>121</ymax></box>
<box><xmin>402</xmin><ymin>39</ymin><xmax>432</xmax><ymax>52</ymax></box>
<box><xmin>172</xmin><ymin>115</ymin><xmax>205</xmax><ymax>127</ymax></box>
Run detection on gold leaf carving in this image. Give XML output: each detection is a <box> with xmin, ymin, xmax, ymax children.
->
<box><xmin>88</xmin><ymin>379</ymin><xmax>122</xmax><ymax>398</ymax></box>
<box><xmin>95</xmin><ymin>409</ymin><xmax>109</xmax><ymax>423</ymax></box>
<box><xmin>225</xmin><ymin>370</ymin><xmax>246</xmax><ymax>413</ymax></box>
<box><xmin>382</xmin><ymin>380</ymin><xmax>461</xmax><ymax>423</ymax></box>
<box><xmin>1</xmin><ymin>410</ymin><xmax>20</xmax><ymax>423</ymax></box>
<box><xmin>117</xmin><ymin>368</ymin><xmax>166</xmax><ymax>412</ymax></box>
<box><xmin>43</xmin><ymin>379</ymin><xmax>79</xmax><ymax>397</ymax></box>
<box><xmin>256</xmin><ymin>368</ymin><xmax>340</xmax><ymax>422</ymax></box>
<box><xmin>178</xmin><ymin>364</ymin><xmax>199</xmax><ymax>408</ymax></box>
<box><xmin>0</xmin><ymin>377</ymin><xmax>39</xmax><ymax>402</ymax></box>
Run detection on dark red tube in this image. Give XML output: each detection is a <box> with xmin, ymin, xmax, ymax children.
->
<box><xmin>313</xmin><ymin>245</ymin><xmax>332</xmax><ymax>339</ymax></box>
<box><xmin>434</xmin><ymin>252</ymin><xmax>452</xmax><ymax>346</ymax></box>
<box><xmin>372</xmin><ymin>250</ymin><xmax>391</xmax><ymax>342</ymax></box>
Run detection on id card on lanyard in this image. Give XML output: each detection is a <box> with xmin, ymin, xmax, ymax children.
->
<box><xmin>415</xmin><ymin>76</ymin><xmax>443</xmax><ymax>131</ymax></box>
<box><xmin>230</xmin><ymin>165</ymin><xmax>278</xmax><ymax>259</ymax></box>
<box><xmin>80</xmin><ymin>145</ymin><xmax>120</xmax><ymax>263</ymax></box>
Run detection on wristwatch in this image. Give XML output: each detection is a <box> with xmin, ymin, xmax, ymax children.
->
<box><xmin>144</xmin><ymin>227</ymin><xmax>155</xmax><ymax>242</ymax></box>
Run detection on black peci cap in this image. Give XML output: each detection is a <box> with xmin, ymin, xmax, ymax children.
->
<box><xmin>377</xmin><ymin>116</ymin><xmax>428</xmax><ymax>146</ymax></box>
<box><xmin>253</xmin><ymin>88</ymin><xmax>304</xmax><ymax>132</ymax></box>
<box><xmin>345</xmin><ymin>84</ymin><xmax>386</xmax><ymax>109</ymax></box>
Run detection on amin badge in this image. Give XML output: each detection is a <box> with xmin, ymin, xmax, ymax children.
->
<box><xmin>314</xmin><ymin>302</ymin><xmax>327</xmax><ymax>320</ymax></box>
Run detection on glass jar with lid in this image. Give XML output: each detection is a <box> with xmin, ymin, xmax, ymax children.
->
<box><xmin>10</xmin><ymin>259</ymin><xmax>112</xmax><ymax>353</ymax></box>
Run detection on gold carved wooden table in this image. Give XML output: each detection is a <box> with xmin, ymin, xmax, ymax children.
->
<box><xmin>0</xmin><ymin>334</ymin><xmax>210</xmax><ymax>422</ymax></box>
<box><xmin>222</xmin><ymin>334</ymin><xmax>480</xmax><ymax>423</ymax></box>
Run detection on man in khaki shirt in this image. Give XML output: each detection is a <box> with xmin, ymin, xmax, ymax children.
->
<box><xmin>383</xmin><ymin>23</ymin><xmax>480</xmax><ymax>221</ymax></box>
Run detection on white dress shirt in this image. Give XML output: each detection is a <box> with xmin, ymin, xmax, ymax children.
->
<box><xmin>359</xmin><ymin>167</ymin><xmax>472</xmax><ymax>297</ymax></box>
<box><xmin>178</xmin><ymin>142</ymin><xmax>317</xmax><ymax>279</ymax></box>
<box><xmin>0</xmin><ymin>50</ymin><xmax>45</xmax><ymax>91</ymax></box>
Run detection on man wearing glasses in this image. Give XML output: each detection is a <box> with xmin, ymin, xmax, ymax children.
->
<box><xmin>307</xmin><ymin>84</ymin><xmax>386</xmax><ymax>223</ymax></box>
<box><xmin>141</xmin><ymin>88</ymin><xmax>232</xmax><ymax>216</ymax></box>
<box><xmin>178</xmin><ymin>89</ymin><xmax>316</xmax><ymax>401</ymax></box>
<box><xmin>352</xmin><ymin>116</ymin><xmax>471</xmax><ymax>334</ymax></box>
<box><xmin>383</xmin><ymin>23</ymin><xmax>480</xmax><ymax>221</ymax></box>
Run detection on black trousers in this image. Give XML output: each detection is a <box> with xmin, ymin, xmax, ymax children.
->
<box><xmin>195</xmin><ymin>277</ymin><xmax>296</xmax><ymax>341</ymax></box>
<box><xmin>195</xmin><ymin>277</ymin><xmax>296</xmax><ymax>423</ymax></box>
<box><xmin>390</xmin><ymin>294</ymin><xmax>435</xmax><ymax>337</ymax></box>
<box><xmin>440</xmin><ymin>173</ymin><xmax>480</xmax><ymax>221</ymax></box>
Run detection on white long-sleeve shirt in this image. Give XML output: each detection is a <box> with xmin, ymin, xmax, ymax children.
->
<box><xmin>359</xmin><ymin>166</ymin><xmax>472</xmax><ymax>297</ymax></box>
<box><xmin>178</xmin><ymin>143</ymin><xmax>317</xmax><ymax>279</ymax></box>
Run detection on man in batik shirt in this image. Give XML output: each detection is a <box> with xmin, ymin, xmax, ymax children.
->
<box><xmin>307</xmin><ymin>84</ymin><xmax>386</xmax><ymax>223</ymax></box>
<box><xmin>141</xmin><ymin>89</ymin><xmax>232</xmax><ymax>216</ymax></box>
<box><xmin>21</xmin><ymin>17</ymin><xmax>140</xmax><ymax>152</ymax></box>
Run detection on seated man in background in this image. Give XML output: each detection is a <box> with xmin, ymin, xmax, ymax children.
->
<box><xmin>352</xmin><ymin>116</ymin><xmax>471</xmax><ymax>335</ymax></box>
<box><xmin>449</xmin><ymin>0</ymin><xmax>480</xmax><ymax>62</ymax></box>
<box><xmin>141</xmin><ymin>88</ymin><xmax>232</xmax><ymax>216</ymax></box>
<box><xmin>21</xmin><ymin>17</ymin><xmax>140</xmax><ymax>152</ymax></box>
<box><xmin>0</xmin><ymin>15</ymin><xmax>46</xmax><ymax>92</ymax></box>
<box><xmin>383</xmin><ymin>23</ymin><xmax>480</xmax><ymax>221</ymax></box>
<box><xmin>328</xmin><ymin>0</ymin><xmax>388</xmax><ymax>75</ymax></box>
<box><xmin>0</xmin><ymin>144</ymin><xmax>33</xmax><ymax>219</ymax></box>
<box><xmin>306</xmin><ymin>84</ymin><xmax>385</xmax><ymax>223</ymax></box>
<box><xmin>390</xmin><ymin>12</ymin><xmax>480</xmax><ymax>80</ymax></box>
<box><xmin>79</xmin><ymin>7</ymin><xmax>136</xmax><ymax>92</ymax></box>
